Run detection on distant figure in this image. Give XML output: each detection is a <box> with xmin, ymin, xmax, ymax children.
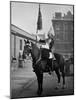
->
<box><xmin>23</xmin><ymin>39</ymin><xmax>31</xmax><ymax>60</ymax></box>
<box><xmin>18</xmin><ymin>51</ymin><xmax>23</xmax><ymax>68</ymax></box>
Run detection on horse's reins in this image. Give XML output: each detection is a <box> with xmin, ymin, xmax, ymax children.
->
<box><xmin>35</xmin><ymin>52</ymin><xmax>41</xmax><ymax>65</ymax></box>
<box><xmin>33</xmin><ymin>48</ymin><xmax>41</xmax><ymax>66</ymax></box>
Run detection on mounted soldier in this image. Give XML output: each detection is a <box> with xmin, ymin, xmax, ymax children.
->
<box><xmin>37</xmin><ymin>28</ymin><xmax>56</xmax><ymax>74</ymax></box>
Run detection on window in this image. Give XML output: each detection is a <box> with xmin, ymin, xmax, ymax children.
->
<box><xmin>20</xmin><ymin>39</ymin><xmax>22</xmax><ymax>50</ymax></box>
<box><xmin>55</xmin><ymin>24</ymin><xmax>60</xmax><ymax>31</ymax></box>
<box><xmin>63</xmin><ymin>23</ymin><xmax>68</xmax><ymax>40</ymax></box>
<box><xmin>55</xmin><ymin>31</ymin><xmax>60</xmax><ymax>40</ymax></box>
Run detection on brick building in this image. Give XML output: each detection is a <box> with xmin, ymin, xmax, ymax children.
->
<box><xmin>52</xmin><ymin>11</ymin><xmax>74</xmax><ymax>58</ymax></box>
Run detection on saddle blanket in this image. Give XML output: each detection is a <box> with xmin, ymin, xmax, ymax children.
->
<box><xmin>41</xmin><ymin>48</ymin><xmax>53</xmax><ymax>59</ymax></box>
<box><xmin>49</xmin><ymin>52</ymin><xmax>53</xmax><ymax>59</ymax></box>
<box><xmin>41</xmin><ymin>48</ymin><xmax>56</xmax><ymax>60</ymax></box>
<box><xmin>49</xmin><ymin>52</ymin><xmax>56</xmax><ymax>60</ymax></box>
<box><xmin>41</xmin><ymin>43</ymin><xmax>49</xmax><ymax>49</ymax></box>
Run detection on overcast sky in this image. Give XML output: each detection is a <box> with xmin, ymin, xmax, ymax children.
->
<box><xmin>11</xmin><ymin>2</ymin><xmax>73</xmax><ymax>35</ymax></box>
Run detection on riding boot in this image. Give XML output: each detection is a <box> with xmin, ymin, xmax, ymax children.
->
<box><xmin>47</xmin><ymin>59</ymin><xmax>53</xmax><ymax>75</ymax></box>
<box><xmin>51</xmin><ymin>59</ymin><xmax>53</xmax><ymax>71</ymax></box>
<box><xmin>49</xmin><ymin>66</ymin><xmax>53</xmax><ymax>75</ymax></box>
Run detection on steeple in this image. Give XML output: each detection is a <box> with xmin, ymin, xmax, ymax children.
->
<box><xmin>39</xmin><ymin>4</ymin><xmax>41</xmax><ymax>18</ymax></box>
<box><xmin>37</xmin><ymin>4</ymin><xmax>42</xmax><ymax>31</ymax></box>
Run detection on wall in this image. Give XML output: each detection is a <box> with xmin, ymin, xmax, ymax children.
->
<box><xmin>52</xmin><ymin>19</ymin><xmax>73</xmax><ymax>57</ymax></box>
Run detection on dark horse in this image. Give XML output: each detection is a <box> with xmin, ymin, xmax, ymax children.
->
<box><xmin>28</xmin><ymin>42</ymin><xmax>65</xmax><ymax>95</ymax></box>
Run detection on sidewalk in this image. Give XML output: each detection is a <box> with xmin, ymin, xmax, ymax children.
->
<box><xmin>11</xmin><ymin>60</ymin><xmax>36</xmax><ymax>90</ymax></box>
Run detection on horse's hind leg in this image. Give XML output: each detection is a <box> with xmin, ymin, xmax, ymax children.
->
<box><xmin>62</xmin><ymin>71</ymin><xmax>66</xmax><ymax>89</ymax></box>
<box><xmin>55</xmin><ymin>68</ymin><xmax>61</xmax><ymax>89</ymax></box>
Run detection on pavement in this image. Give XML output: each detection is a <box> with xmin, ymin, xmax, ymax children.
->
<box><xmin>10</xmin><ymin>59</ymin><xmax>74</xmax><ymax>99</ymax></box>
<box><xmin>10</xmin><ymin>59</ymin><xmax>36</xmax><ymax>91</ymax></box>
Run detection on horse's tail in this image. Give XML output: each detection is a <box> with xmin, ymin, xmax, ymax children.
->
<box><xmin>54</xmin><ymin>53</ymin><xmax>65</xmax><ymax>73</ymax></box>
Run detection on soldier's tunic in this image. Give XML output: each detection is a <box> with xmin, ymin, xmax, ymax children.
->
<box><xmin>41</xmin><ymin>39</ymin><xmax>53</xmax><ymax>59</ymax></box>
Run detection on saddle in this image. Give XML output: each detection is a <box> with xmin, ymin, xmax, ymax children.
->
<box><xmin>41</xmin><ymin>48</ymin><xmax>55</xmax><ymax>60</ymax></box>
<box><xmin>41</xmin><ymin>48</ymin><xmax>49</xmax><ymax>59</ymax></box>
<box><xmin>40</xmin><ymin>48</ymin><xmax>56</xmax><ymax>72</ymax></box>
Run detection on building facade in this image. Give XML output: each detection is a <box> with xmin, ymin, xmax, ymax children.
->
<box><xmin>11</xmin><ymin>24</ymin><xmax>36</xmax><ymax>61</ymax></box>
<box><xmin>52</xmin><ymin>11</ymin><xmax>74</xmax><ymax>58</ymax></box>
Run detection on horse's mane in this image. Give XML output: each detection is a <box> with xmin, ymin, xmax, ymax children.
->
<box><xmin>31</xmin><ymin>42</ymin><xmax>40</xmax><ymax>61</ymax></box>
<box><xmin>31</xmin><ymin>42</ymin><xmax>39</xmax><ymax>50</ymax></box>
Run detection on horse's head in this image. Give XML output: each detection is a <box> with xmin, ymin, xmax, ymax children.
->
<box><xmin>27</xmin><ymin>41</ymin><xmax>40</xmax><ymax>61</ymax></box>
<box><xmin>23</xmin><ymin>40</ymin><xmax>32</xmax><ymax>56</ymax></box>
<box><xmin>24</xmin><ymin>40</ymin><xmax>40</xmax><ymax>61</ymax></box>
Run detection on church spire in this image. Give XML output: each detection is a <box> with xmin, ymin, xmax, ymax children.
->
<box><xmin>37</xmin><ymin>4</ymin><xmax>42</xmax><ymax>31</ymax></box>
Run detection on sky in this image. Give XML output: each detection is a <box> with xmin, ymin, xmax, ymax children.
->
<box><xmin>11</xmin><ymin>2</ymin><xmax>73</xmax><ymax>36</ymax></box>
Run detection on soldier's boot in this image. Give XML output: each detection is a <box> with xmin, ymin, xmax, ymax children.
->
<box><xmin>47</xmin><ymin>59</ymin><xmax>53</xmax><ymax>75</ymax></box>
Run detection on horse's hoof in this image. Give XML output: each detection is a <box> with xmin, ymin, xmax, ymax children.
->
<box><xmin>37</xmin><ymin>90</ymin><xmax>42</xmax><ymax>96</ymax></box>
<box><xmin>55</xmin><ymin>87</ymin><xmax>59</xmax><ymax>90</ymax></box>
<box><xmin>55</xmin><ymin>86</ymin><xmax>60</xmax><ymax>90</ymax></box>
<box><xmin>55</xmin><ymin>83</ymin><xmax>60</xmax><ymax>90</ymax></box>
<box><xmin>62</xmin><ymin>86</ymin><xmax>65</xmax><ymax>89</ymax></box>
<box><xmin>62</xmin><ymin>85</ymin><xmax>66</xmax><ymax>89</ymax></box>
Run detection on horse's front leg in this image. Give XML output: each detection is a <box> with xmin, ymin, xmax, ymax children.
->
<box><xmin>36</xmin><ymin>72</ymin><xmax>43</xmax><ymax>96</ymax></box>
<box><xmin>55</xmin><ymin>69</ymin><xmax>61</xmax><ymax>89</ymax></box>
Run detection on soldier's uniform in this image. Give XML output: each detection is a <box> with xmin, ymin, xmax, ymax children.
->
<box><xmin>47</xmin><ymin>36</ymin><xmax>55</xmax><ymax>73</ymax></box>
<box><xmin>37</xmin><ymin>33</ymin><xmax>55</xmax><ymax>74</ymax></box>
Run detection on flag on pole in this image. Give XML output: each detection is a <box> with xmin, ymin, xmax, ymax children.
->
<box><xmin>37</xmin><ymin>4</ymin><xmax>42</xmax><ymax>30</ymax></box>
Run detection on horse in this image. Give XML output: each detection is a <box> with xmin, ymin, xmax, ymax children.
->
<box><xmin>27</xmin><ymin>42</ymin><xmax>66</xmax><ymax>95</ymax></box>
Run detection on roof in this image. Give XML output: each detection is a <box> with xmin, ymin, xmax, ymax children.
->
<box><xmin>11</xmin><ymin>24</ymin><xmax>36</xmax><ymax>41</ymax></box>
<box><xmin>52</xmin><ymin>18</ymin><xmax>73</xmax><ymax>21</ymax></box>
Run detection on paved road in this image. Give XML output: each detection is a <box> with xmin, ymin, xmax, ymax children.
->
<box><xmin>11</xmin><ymin>59</ymin><xmax>36</xmax><ymax>91</ymax></box>
<box><xmin>11</xmin><ymin>59</ymin><xmax>74</xmax><ymax>99</ymax></box>
<box><xmin>11</xmin><ymin>72</ymin><xmax>74</xmax><ymax>99</ymax></box>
